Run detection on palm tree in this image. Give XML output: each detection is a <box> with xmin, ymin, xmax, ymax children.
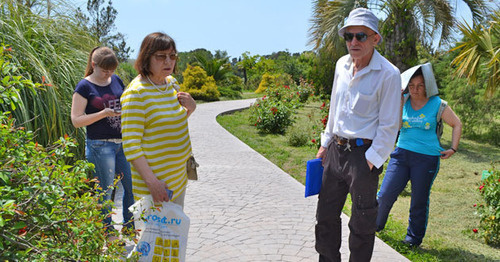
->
<box><xmin>451</xmin><ymin>8</ymin><xmax>499</xmax><ymax>98</ymax></box>
<box><xmin>309</xmin><ymin>0</ymin><xmax>487</xmax><ymax>71</ymax></box>
<box><xmin>194</xmin><ymin>53</ymin><xmax>233</xmax><ymax>83</ymax></box>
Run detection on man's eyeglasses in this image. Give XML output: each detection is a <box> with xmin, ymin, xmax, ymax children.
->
<box><xmin>343</xmin><ymin>32</ymin><xmax>376</xmax><ymax>42</ymax></box>
<box><xmin>153</xmin><ymin>53</ymin><xmax>178</xmax><ymax>62</ymax></box>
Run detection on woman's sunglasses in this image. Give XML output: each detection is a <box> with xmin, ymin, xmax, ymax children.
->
<box><xmin>343</xmin><ymin>32</ymin><xmax>376</xmax><ymax>42</ymax></box>
<box><xmin>153</xmin><ymin>53</ymin><xmax>178</xmax><ymax>62</ymax></box>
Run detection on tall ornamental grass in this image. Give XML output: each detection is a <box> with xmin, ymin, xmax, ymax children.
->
<box><xmin>0</xmin><ymin>0</ymin><xmax>98</xmax><ymax>156</ymax></box>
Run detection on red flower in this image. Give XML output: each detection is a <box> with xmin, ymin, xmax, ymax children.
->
<box><xmin>473</xmin><ymin>228</ymin><xmax>478</xmax><ymax>233</ymax></box>
<box><xmin>42</xmin><ymin>76</ymin><xmax>46</xmax><ymax>83</ymax></box>
<box><xmin>320</xmin><ymin>102</ymin><xmax>325</xmax><ymax>109</ymax></box>
<box><xmin>473</xmin><ymin>204</ymin><xmax>477</xmax><ymax>207</ymax></box>
<box><xmin>311</xmin><ymin>139</ymin><xmax>316</xmax><ymax>143</ymax></box>
<box><xmin>4</xmin><ymin>47</ymin><xmax>12</xmax><ymax>52</ymax></box>
<box><xmin>479</xmin><ymin>185</ymin><xmax>484</xmax><ymax>191</ymax></box>
<box><xmin>270</xmin><ymin>107</ymin><xmax>278</xmax><ymax>115</ymax></box>
<box><xmin>321</xmin><ymin>117</ymin><xmax>327</xmax><ymax>125</ymax></box>
<box><xmin>18</xmin><ymin>226</ymin><xmax>27</xmax><ymax>236</ymax></box>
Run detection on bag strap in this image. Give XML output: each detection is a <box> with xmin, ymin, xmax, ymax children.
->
<box><xmin>437</xmin><ymin>99</ymin><xmax>447</xmax><ymax>122</ymax></box>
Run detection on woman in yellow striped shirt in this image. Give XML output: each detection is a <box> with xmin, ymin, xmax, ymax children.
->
<box><xmin>121</xmin><ymin>32</ymin><xmax>196</xmax><ymax>207</ymax></box>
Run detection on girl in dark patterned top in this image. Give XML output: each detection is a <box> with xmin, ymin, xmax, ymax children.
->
<box><xmin>70</xmin><ymin>47</ymin><xmax>134</xmax><ymax>242</ymax></box>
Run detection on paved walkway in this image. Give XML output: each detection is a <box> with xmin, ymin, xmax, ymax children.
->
<box><xmin>115</xmin><ymin>98</ymin><xmax>410</xmax><ymax>261</ymax></box>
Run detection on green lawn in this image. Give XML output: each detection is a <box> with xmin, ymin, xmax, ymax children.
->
<box><xmin>216</xmin><ymin>98</ymin><xmax>500</xmax><ymax>262</ymax></box>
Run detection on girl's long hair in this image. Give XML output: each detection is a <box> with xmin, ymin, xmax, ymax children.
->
<box><xmin>84</xmin><ymin>46</ymin><xmax>119</xmax><ymax>77</ymax></box>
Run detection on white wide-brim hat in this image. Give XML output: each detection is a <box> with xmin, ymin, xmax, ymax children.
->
<box><xmin>338</xmin><ymin>8</ymin><xmax>382</xmax><ymax>44</ymax></box>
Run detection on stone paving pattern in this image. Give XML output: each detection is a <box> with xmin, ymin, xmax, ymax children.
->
<box><xmin>115</xmin><ymin>98</ymin><xmax>410</xmax><ymax>261</ymax></box>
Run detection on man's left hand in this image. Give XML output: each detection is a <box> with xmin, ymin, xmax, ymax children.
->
<box><xmin>367</xmin><ymin>160</ymin><xmax>374</xmax><ymax>171</ymax></box>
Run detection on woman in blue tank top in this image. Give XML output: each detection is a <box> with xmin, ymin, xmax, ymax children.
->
<box><xmin>376</xmin><ymin>63</ymin><xmax>462</xmax><ymax>247</ymax></box>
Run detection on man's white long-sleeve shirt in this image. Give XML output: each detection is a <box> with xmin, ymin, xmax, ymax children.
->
<box><xmin>320</xmin><ymin>50</ymin><xmax>401</xmax><ymax>168</ymax></box>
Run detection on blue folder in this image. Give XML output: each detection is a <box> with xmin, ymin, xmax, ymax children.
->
<box><xmin>305</xmin><ymin>158</ymin><xmax>323</xmax><ymax>198</ymax></box>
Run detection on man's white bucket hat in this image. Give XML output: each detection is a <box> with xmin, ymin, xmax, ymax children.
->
<box><xmin>338</xmin><ymin>8</ymin><xmax>382</xmax><ymax>44</ymax></box>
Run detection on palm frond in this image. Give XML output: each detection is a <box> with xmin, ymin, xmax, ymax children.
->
<box><xmin>461</xmin><ymin>0</ymin><xmax>488</xmax><ymax>24</ymax></box>
<box><xmin>308</xmin><ymin>0</ymin><xmax>357</xmax><ymax>53</ymax></box>
<box><xmin>451</xmin><ymin>10</ymin><xmax>499</xmax><ymax>98</ymax></box>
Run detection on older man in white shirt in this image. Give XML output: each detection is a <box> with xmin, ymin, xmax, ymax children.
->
<box><xmin>315</xmin><ymin>8</ymin><xmax>401</xmax><ymax>262</ymax></box>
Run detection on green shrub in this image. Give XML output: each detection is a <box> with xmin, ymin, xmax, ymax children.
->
<box><xmin>474</xmin><ymin>163</ymin><xmax>500</xmax><ymax>247</ymax></box>
<box><xmin>0</xmin><ymin>114</ymin><xmax>128</xmax><ymax>260</ymax></box>
<box><xmin>249</xmin><ymin>97</ymin><xmax>294</xmax><ymax>134</ymax></box>
<box><xmin>444</xmin><ymin>82</ymin><xmax>500</xmax><ymax>146</ymax></box>
<box><xmin>0</xmin><ymin>47</ymin><xmax>128</xmax><ymax>260</ymax></box>
<box><xmin>180</xmin><ymin>65</ymin><xmax>220</xmax><ymax>101</ymax></box>
<box><xmin>217</xmin><ymin>74</ymin><xmax>244</xmax><ymax>99</ymax></box>
<box><xmin>287</xmin><ymin>125</ymin><xmax>309</xmax><ymax>147</ymax></box>
<box><xmin>218</xmin><ymin>84</ymin><xmax>243</xmax><ymax>99</ymax></box>
<box><xmin>296</xmin><ymin>78</ymin><xmax>315</xmax><ymax>103</ymax></box>
<box><xmin>245</xmin><ymin>74</ymin><xmax>262</xmax><ymax>91</ymax></box>
<box><xmin>0</xmin><ymin>45</ymin><xmax>37</xmax><ymax>111</ymax></box>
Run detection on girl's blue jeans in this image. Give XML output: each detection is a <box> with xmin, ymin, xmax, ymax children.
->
<box><xmin>86</xmin><ymin>138</ymin><xmax>134</xmax><ymax>232</ymax></box>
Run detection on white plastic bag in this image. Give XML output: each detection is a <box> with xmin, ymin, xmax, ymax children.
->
<box><xmin>128</xmin><ymin>196</ymin><xmax>190</xmax><ymax>262</ymax></box>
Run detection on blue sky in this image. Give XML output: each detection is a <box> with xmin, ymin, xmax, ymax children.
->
<box><xmin>72</xmin><ymin>0</ymin><xmax>478</xmax><ymax>60</ymax></box>
<box><xmin>74</xmin><ymin>0</ymin><xmax>314</xmax><ymax>59</ymax></box>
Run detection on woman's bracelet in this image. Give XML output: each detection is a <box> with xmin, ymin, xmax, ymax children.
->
<box><xmin>450</xmin><ymin>147</ymin><xmax>457</xmax><ymax>153</ymax></box>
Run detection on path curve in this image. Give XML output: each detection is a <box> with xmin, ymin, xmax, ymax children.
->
<box><xmin>182</xmin><ymin>99</ymin><xmax>410</xmax><ymax>261</ymax></box>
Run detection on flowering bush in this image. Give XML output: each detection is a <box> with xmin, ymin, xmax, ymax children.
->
<box><xmin>296</xmin><ymin>78</ymin><xmax>314</xmax><ymax>103</ymax></box>
<box><xmin>474</xmin><ymin>163</ymin><xmax>500</xmax><ymax>247</ymax></box>
<box><xmin>255</xmin><ymin>73</ymin><xmax>294</xmax><ymax>94</ymax></box>
<box><xmin>249</xmin><ymin>97</ymin><xmax>294</xmax><ymax>134</ymax></box>
<box><xmin>0</xmin><ymin>113</ymin><xmax>131</xmax><ymax>260</ymax></box>
<box><xmin>0</xmin><ymin>46</ymin><xmax>128</xmax><ymax>260</ymax></box>
<box><xmin>308</xmin><ymin>101</ymin><xmax>329</xmax><ymax>149</ymax></box>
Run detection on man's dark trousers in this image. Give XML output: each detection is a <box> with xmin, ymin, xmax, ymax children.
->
<box><xmin>315</xmin><ymin>140</ymin><xmax>382</xmax><ymax>262</ymax></box>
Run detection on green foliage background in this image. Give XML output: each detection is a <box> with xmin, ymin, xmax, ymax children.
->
<box><xmin>0</xmin><ymin>43</ymin><xmax>129</xmax><ymax>261</ymax></box>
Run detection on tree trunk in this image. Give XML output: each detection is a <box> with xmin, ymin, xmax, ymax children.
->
<box><xmin>380</xmin><ymin>4</ymin><xmax>418</xmax><ymax>72</ymax></box>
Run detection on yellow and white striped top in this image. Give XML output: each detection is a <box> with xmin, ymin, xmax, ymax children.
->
<box><xmin>121</xmin><ymin>75</ymin><xmax>191</xmax><ymax>201</ymax></box>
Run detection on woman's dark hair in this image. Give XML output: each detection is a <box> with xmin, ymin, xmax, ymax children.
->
<box><xmin>84</xmin><ymin>46</ymin><xmax>119</xmax><ymax>77</ymax></box>
<box><xmin>134</xmin><ymin>32</ymin><xmax>178</xmax><ymax>77</ymax></box>
<box><xmin>411</xmin><ymin>68</ymin><xmax>423</xmax><ymax>80</ymax></box>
